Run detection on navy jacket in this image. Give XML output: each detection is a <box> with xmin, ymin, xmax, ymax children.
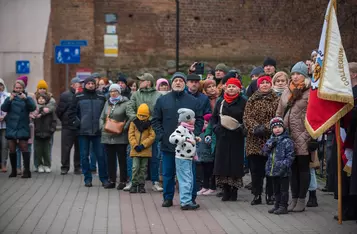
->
<box><xmin>263</xmin><ymin>131</ymin><xmax>295</xmax><ymax>177</ymax></box>
<box><xmin>152</xmin><ymin>91</ymin><xmax>204</xmax><ymax>153</ymax></box>
<box><xmin>56</xmin><ymin>88</ymin><xmax>77</xmax><ymax>130</ymax></box>
<box><xmin>187</xmin><ymin>90</ymin><xmax>211</xmax><ymax>115</ymax></box>
<box><xmin>1</xmin><ymin>94</ymin><xmax>36</xmax><ymax>140</ymax></box>
<box><xmin>68</xmin><ymin>89</ymin><xmax>106</xmax><ymax>136</ymax></box>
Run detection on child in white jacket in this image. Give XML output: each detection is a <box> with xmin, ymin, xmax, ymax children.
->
<box><xmin>169</xmin><ymin>108</ymin><xmax>200</xmax><ymax>210</ymax></box>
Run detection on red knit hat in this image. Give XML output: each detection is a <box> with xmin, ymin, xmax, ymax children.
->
<box><xmin>257</xmin><ymin>76</ymin><xmax>272</xmax><ymax>87</ymax></box>
<box><xmin>225</xmin><ymin>78</ymin><xmax>242</xmax><ymax>89</ymax></box>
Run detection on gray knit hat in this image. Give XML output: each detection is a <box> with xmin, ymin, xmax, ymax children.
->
<box><xmin>171</xmin><ymin>72</ymin><xmax>187</xmax><ymax>84</ymax></box>
<box><xmin>250</xmin><ymin>66</ymin><xmax>265</xmax><ymax>78</ymax></box>
<box><xmin>291</xmin><ymin>61</ymin><xmax>308</xmax><ymax>78</ymax></box>
<box><xmin>178</xmin><ymin>108</ymin><xmax>195</xmax><ymax>123</ymax></box>
<box><xmin>215</xmin><ymin>63</ymin><xmax>229</xmax><ymax>73</ymax></box>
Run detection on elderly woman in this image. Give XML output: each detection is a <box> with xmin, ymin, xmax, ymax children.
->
<box><xmin>100</xmin><ymin>84</ymin><xmax>130</xmax><ymax>189</ymax></box>
<box><xmin>276</xmin><ymin>61</ymin><xmax>314</xmax><ymax>212</ymax></box>
<box><xmin>1</xmin><ymin>80</ymin><xmax>36</xmax><ymax>178</ymax></box>
<box><xmin>244</xmin><ymin>76</ymin><xmax>280</xmax><ymax>206</ymax></box>
<box><xmin>211</xmin><ymin>78</ymin><xmax>247</xmax><ymax>201</ymax></box>
<box><xmin>272</xmin><ymin>72</ymin><xmax>289</xmax><ymax>96</ymax></box>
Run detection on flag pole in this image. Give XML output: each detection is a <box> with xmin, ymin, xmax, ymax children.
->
<box><xmin>335</xmin><ymin>120</ymin><xmax>343</xmax><ymax>224</ymax></box>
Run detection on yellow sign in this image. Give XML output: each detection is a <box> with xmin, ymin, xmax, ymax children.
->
<box><xmin>104</xmin><ymin>35</ymin><xmax>118</xmax><ymax>57</ymax></box>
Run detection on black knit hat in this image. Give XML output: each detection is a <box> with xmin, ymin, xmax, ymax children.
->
<box><xmin>263</xmin><ymin>57</ymin><xmax>277</xmax><ymax>68</ymax></box>
<box><xmin>270</xmin><ymin>117</ymin><xmax>284</xmax><ymax>130</ymax></box>
<box><xmin>84</xmin><ymin>77</ymin><xmax>96</xmax><ymax>85</ymax></box>
<box><xmin>117</xmin><ymin>73</ymin><xmax>127</xmax><ymax>85</ymax></box>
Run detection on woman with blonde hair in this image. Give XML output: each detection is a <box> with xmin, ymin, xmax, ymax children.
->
<box><xmin>272</xmin><ymin>72</ymin><xmax>289</xmax><ymax>96</ymax></box>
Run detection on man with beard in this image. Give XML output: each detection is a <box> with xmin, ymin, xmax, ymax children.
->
<box><xmin>152</xmin><ymin>72</ymin><xmax>204</xmax><ymax>207</ymax></box>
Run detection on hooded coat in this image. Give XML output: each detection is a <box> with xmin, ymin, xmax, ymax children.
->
<box><xmin>0</xmin><ymin>78</ymin><xmax>9</xmax><ymax>129</ymax></box>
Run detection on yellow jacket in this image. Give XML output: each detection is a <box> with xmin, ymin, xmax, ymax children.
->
<box><xmin>128</xmin><ymin>121</ymin><xmax>156</xmax><ymax>157</ymax></box>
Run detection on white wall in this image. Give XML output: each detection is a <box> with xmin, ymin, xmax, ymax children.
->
<box><xmin>0</xmin><ymin>0</ymin><xmax>50</xmax><ymax>93</ymax></box>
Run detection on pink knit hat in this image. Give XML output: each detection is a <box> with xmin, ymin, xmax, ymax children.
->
<box><xmin>16</xmin><ymin>76</ymin><xmax>28</xmax><ymax>87</ymax></box>
<box><xmin>156</xmin><ymin>78</ymin><xmax>170</xmax><ymax>90</ymax></box>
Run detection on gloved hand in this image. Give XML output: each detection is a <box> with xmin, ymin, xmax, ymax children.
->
<box><xmin>269</xmin><ymin>138</ymin><xmax>278</xmax><ymax>149</ymax></box>
<box><xmin>213</xmin><ymin>125</ymin><xmax>220</xmax><ymax>134</ymax></box>
<box><xmin>253</xmin><ymin>125</ymin><xmax>267</xmax><ymax>137</ymax></box>
<box><xmin>134</xmin><ymin>144</ymin><xmax>145</xmax><ymax>152</ymax></box>
<box><xmin>308</xmin><ymin>139</ymin><xmax>319</xmax><ymax>152</ymax></box>
<box><xmin>204</xmin><ymin>136</ymin><xmax>212</xmax><ymax>144</ymax></box>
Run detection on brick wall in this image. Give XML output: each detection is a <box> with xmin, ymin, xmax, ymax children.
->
<box><xmin>48</xmin><ymin>0</ymin><xmax>357</xmax><ymax>98</ymax></box>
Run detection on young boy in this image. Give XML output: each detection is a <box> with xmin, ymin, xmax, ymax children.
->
<box><xmin>169</xmin><ymin>108</ymin><xmax>200</xmax><ymax>210</ymax></box>
<box><xmin>263</xmin><ymin>117</ymin><xmax>295</xmax><ymax>215</ymax></box>
<box><xmin>128</xmin><ymin>103</ymin><xmax>156</xmax><ymax>193</ymax></box>
<box><xmin>33</xmin><ymin>93</ymin><xmax>57</xmax><ymax>173</ymax></box>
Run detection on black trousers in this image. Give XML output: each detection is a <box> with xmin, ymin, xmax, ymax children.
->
<box><xmin>106</xmin><ymin>144</ymin><xmax>127</xmax><ymax>183</ymax></box>
<box><xmin>61</xmin><ymin>128</ymin><xmax>80</xmax><ymax>171</ymax></box>
<box><xmin>202</xmin><ymin>162</ymin><xmax>216</xmax><ymax>190</ymax></box>
<box><xmin>290</xmin><ymin>155</ymin><xmax>310</xmax><ymax>199</ymax></box>
<box><xmin>248</xmin><ymin>155</ymin><xmax>273</xmax><ymax>196</ymax></box>
<box><xmin>272</xmin><ymin>177</ymin><xmax>289</xmax><ymax>208</ymax></box>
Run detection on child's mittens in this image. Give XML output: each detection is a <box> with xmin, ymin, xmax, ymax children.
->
<box><xmin>204</xmin><ymin>136</ymin><xmax>212</xmax><ymax>144</ymax></box>
<box><xmin>43</xmin><ymin>107</ymin><xmax>50</xmax><ymax>113</ymax></box>
<box><xmin>134</xmin><ymin>144</ymin><xmax>145</xmax><ymax>152</ymax></box>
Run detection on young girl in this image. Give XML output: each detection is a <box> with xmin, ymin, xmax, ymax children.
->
<box><xmin>156</xmin><ymin>78</ymin><xmax>170</xmax><ymax>95</ymax></box>
<box><xmin>197</xmin><ymin>113</ymin><xmax>216</xmax><ymax>196</ymax></box>
<box><xmin>169</xmin><ymin>108</ymin><xmax>200</xmax><ymax>210</ymax></box>
<box><xmin>128</xmin><ymin>103</ymin><xmax>155</xmax><ymax>193</ymax></box>
<box><xmin>263</xmin><ymin>117</ymin><xmax>295</xmax><ymax>215</ymax></box>
<box><xmin>33</xmin><ymin>93</ymin><xmax>57</xmax><ymax>173</ymax></box>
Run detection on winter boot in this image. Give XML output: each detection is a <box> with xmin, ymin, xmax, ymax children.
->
<box><xmin>266</xmin><ymin>194</ymin><xmax>274</xmax><ymax>205</ymax></box>
<box><xmin>306</xmin><ymin>190</ymin><xmax>318</xmax><ymax>207</ymax></box>
<box><xmin>287</xmin><ymin>198</ymin><xmax>298</xmax><ymax>212</ymax></box>
<box><xmin>139</xmin><ymin>184</ymin><xmax>146</xmax><ymax>193</ymax></box>
<box><xmin>21</xmin><ymin>152</ymin><xmax>31</xmax><ymax>178</ymax></box>
<box><xmin>230</xmin><ymin>187</ymin><xmax>238</xmax><ymax>201</ymax></box>
<box><xmin>130</xmin><ymin>185</ymin><xmax>138</xmax><ymax>193</ymax></box>
<box><xmin>251</xmin><ymin>195</ymin><xmax>262</xmax><ymax>205</ymax></box>
<box><xmin>221</xmin><ymin>184</ymin><xmax>231</xmax><ymax>201</ymax></box>
<box><xmin>292</xmin><ymin>198</ymin><xmax>306</xmax><ymax>212</ymax></box>
<box><xmin>274</xmin><ymin>206</ymin><xmax>288</xmax><ymax>215</ymax></box>
<box><xmin>8</xmin><ymin>153</ymin><xmax>17</xmax><ymax>178</ymax></box>
<box><xmin>268</xmin><ymin>200</ymin><xmax>279</xmax><ymax>214</ymax></box>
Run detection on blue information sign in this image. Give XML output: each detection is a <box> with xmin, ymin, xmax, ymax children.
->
<box><xmin>16</xmin><ymin>60</ymin><xmax>30</xmax><ymax>74</ymax></box>
<box><xmin>55</xmin><ymin>46</ymin><xmax>81</xmax><ymax>64</ymax></box>
<box><xmin>60</xmin><ymin>40</ymin><xmax>88</xmax><ymax>47</ymax></box>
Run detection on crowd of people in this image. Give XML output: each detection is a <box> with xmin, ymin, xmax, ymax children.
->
<box><xmin>0</xmin><ymin>54</ymin><xmax>356</xmax><ymax>219</ymax></box>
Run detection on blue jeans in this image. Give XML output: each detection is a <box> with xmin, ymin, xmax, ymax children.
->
<box><xmin>309</xmin><ymin>168</ymin><xmax>317</xmax><ymax>191</ymax></box>
<box><xmin>78</xmin><ymin>136</ymin><xmax>108</xmax><ymax>184</ymax></box>
<box><xmin>90</xmin><ymin>143</ymin><xmax>97</xmax><ymax>170</ymax></box>
<box><xmin>16</xmin><ymin>144</ymin><xmax>32</xmax><ymax>169</ymax></box>
<box><xmin>127</xmin><ymin>145</ymin><xmax>132</xmax><ymax>180</ymax></box>
<box><xmin>162</xmin><ymin>151</ymin><xmax>197</xmax><ymax>202</ymax></box>
<box><xmin>176</xmin><ymin>158</ymin><xmax>194</xmax><ymax>206</ymax></box>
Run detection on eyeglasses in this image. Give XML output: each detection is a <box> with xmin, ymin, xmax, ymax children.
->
<box><xmin>109</xmin><ymin>90</ymin><xmax>119</xmax><ymax>93</ymax></box>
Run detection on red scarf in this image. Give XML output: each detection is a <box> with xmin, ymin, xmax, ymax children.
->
<box><xmin>224</xmin><ymin>93</ymin><xmax>239</xmax><ymax>103</ymax></box>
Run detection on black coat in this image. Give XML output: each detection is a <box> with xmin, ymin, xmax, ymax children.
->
<box><xmin>34</xmin><ymin>107</ymin><xmax>57</xmax><ymax>139</ymax></box>
<box><xmin>56</xmin><ymin>88</ymin><xmax>76</xmax><ymax>130</ymax></box>
<box><xmin>211</xmin><ymin>96</ymin><xmax>246</xmax><ymax>178</ymax></box>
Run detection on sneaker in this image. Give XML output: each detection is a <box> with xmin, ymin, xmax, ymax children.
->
<box><xmin>123</xmin><ymin>182</ymin><xmax>132</xmax><ymax>191</ymax></box>
<box><xmin>197</xmin><ymin>188</ymin><xmax>208</xmax><ymax>195</ymax></box>
<box><xmin>181</xmin><ymin>203</ymin><xmax>200</xmax><ymax>210</ymax></box>
<box><xmin>202</xmin><ymin>189</ymin><xmax>217</xmax><ymax>196</ymax></box>
<box><xmin>38</xmin><ymin>165</ymin><xmax>45</xmax><ymax>173</ymax></box>
<box><xmin>152</xmin><ymin>182</ymin><xmax>163</xmax><ymax>192</ymax></box>
<box><xmin>44</xmin><ymin>166</ymin><xmax>51</xmax><ymax>173</ymax></box>
<box><xmin>130</xmin><ymin>185</ymin><xmax>138</xmax><ymax>193</ymax></box>
<box><xmin>139</xmin><ymin>184</ymin><xmax>146</xmax><ymax>193</ymax></box>
<box><xmin>17</xmin><ymin>168</ymin><xmax>23</xmax><ymax>175</ymax></box>
<box><xmin>117</xmin><ymin>182</ymin><xmax>126</xmax><ymax>190</ymax></box>
<box><xmin>85</xmin><ymin>182</ymin><xmax>92</xmax><ymax>187</ymax></box>
<box><xmin>61</xmin><ymin>169</ymin><xmax>68</xmax><ymax>175</ymax></box>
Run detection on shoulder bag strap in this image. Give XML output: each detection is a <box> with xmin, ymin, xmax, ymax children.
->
<box><xmin>219</xmin><ymin>100</ymin><xmax>225</xmax><ymax>115</ymax></box>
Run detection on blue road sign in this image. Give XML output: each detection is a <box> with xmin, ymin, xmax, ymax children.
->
<box><xmin>60</xmin><ymin>40</ymin><xmax>88</xmax><ymax>46</ymax></box>
<box><xmin>55</xmin><ymin>46</ymin><xmax>81</xmax><ymax>64</ymax></box>
<box><xmin>16</xmin><ymin>60</ymin><xmax>30</xmax><ymax>74</ymax></box>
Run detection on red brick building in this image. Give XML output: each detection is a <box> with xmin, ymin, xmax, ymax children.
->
<box><xmin>45</xmin><ymin>0</ymin><xmax>357</xmax><ymax>98</ymax></box>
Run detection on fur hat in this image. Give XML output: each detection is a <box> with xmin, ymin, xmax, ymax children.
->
<box><xmin>270</xmin><ymin>117</ymin><xmax>284</xmax><ymax>130</ymax></box>
<box><xmin>37</xmin><ymin>80</ymin><xmax>48</xmax><ymax>90</ymax></box>
<box><xmin>178</xmin><ymin>108</ymin><xmax>195</xmax><ymax>123</ymax></box>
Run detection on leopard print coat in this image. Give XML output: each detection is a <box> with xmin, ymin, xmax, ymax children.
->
<box><xmin>243</xmin><ymin>90</ymin><xmax>280</xmax><ymax>156</ymax></box>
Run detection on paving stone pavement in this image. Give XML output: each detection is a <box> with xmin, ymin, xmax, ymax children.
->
<box><xmin>0</xmin><ymin>131</ymin><xmax>356</xmax><ymax>234</ymax></box>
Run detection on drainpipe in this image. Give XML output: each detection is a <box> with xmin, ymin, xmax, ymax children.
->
<box><xmin>175</xmin><ymin>0</ymin><xmax>180</xmax><ymax>71</ymax></box>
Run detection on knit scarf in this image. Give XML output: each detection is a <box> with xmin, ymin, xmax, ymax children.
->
<box><xmin>109</xmin><ymin>96</ymin><xmax>122</xmax><ymax>105</ymax></box>
<box><xmin>180</xmin><ymin>122</ymin><xmax>194</xmax><ymax>132</ymax></box>
<box><xmin>288</xmin><ymin>80</ymin><xmax>306</xmax><ymax>105</ymax></box>
<box><xmin>206</xmin><ymin>91</ymin><xmax>218</xmax><ymax>111</ymax></box>
<box><xmin>223</xmin><ymin>92</ymin><xmax>239</xmax><ymax>104</ymax></box>
<box><xmin>133</xmin><ymin>118</ymin><xmax>151</xmax><ymax>133</ymax></box>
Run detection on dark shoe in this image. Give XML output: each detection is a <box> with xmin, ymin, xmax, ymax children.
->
<box><xmin>104</xmin><ymin>182</ymin><xmax>115</xmax><ymax>189</ymax></box>
<box><xmin>181</xmin><ymin>203</ymin><xmax>200</xmax><ymax>210</ymax></box>
<box><xmin>74</xmin><ymin>168</ymin><xmax>81</xmax><ymax>175</ymax></box>
<box><xmin>216</xmin><ymin>191</ymin><xmax>223</xmax><ymax>197</ymax></box>
<box><xmin>162</xmin><ymin>200</ymin><xmax>173</xmax><ymax>207</ymax></box>
<box><xmin>244</xmin><ymin>182</ymin><xmax>252</xmax><ymax>190</ymax></box>
<box><xmin>8</xmin><ymin>153</ymin><xmax>17</xmax><ymax>178</ymax></box>
<box><xmin>21</xmin><ymin>152</ymin><xmax>31</xmax><ymax>178</ymax></box>
<box><xmin>129</xmin><ymin>185</ymin><xmax>138</xmax><ymax>193</ymax></box>
<box><xmin>230</xmin><ymin>187</ymin><xmax>238</xmax><ymax>201</ymax></box>
<box><xmin>268</xmin><ymin>206</ymin><xmax>279</xmax><ymax>214</ymax></box>
<box><xmin>117</xmin><ymin>182</ymin><xmax>126</xmax><ymax>190</ymax></box>
<box><xmin>139</xmin><ymin>184</ymin><xmax>146</xmax><ymax>193</ymax></box>
<box><xmin>85</xmin><ymin>182</ymin><xmax>92</xmax><ymax>187</ymax></box>
<box><xmin>61</xmin><ymin>169</ymin><xmax>68</xmax><ymax>175</ymax></box>
<box><xmin>274</xmin><ymin>206</ymin><xmax>288</xmax><ymax>215</ymax></box>
<box><xmin>306</xmin><ymin>191</ymin><xmax>318</xmax><ymax>207</ymax></box>
<box><xmin>251</xmin><ymin>195</ymin><xmax>262</xmax><ymax>205</ymax></box>
<box><xmin>266</xmin><ymin>195</ymin><xmax>274</xmax><ymax>205</ymax></box>
<box><xmin>221</xmin><ymin>185</ymin><xmax>231</xmax><ymax>202</ymax></box>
